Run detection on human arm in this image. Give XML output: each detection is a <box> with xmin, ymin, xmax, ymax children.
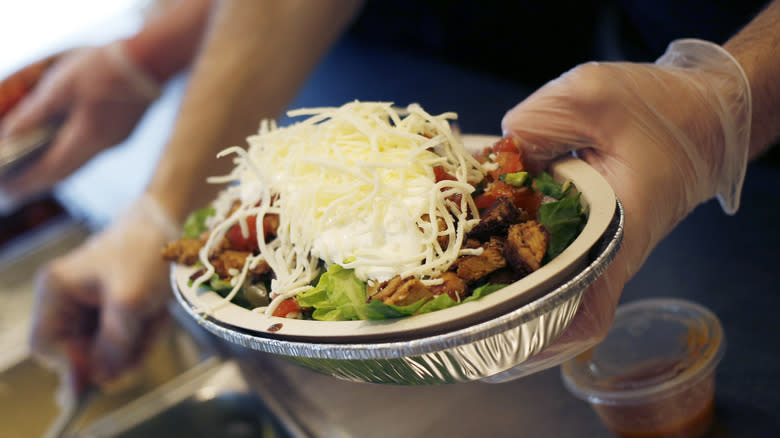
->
<box><xmin>124</xmin><ymin>0</ymin><xmax>214</xmax><ymax>85</ymax></box>
<box><xmin>0</xmin><ymin>0</ymin><xmax>212</xmax><ymax>203</ymax></box>
<box><xmin>492</xmin><ymin>0</ymin><xmax>780</xmax><ymax>379</ymax></box>
<box><xmin>28</xmin><ymin>0</ymin><xmax>363</xmax><ymax>393</ymax></box>
<box><xmin>146</xmin><ymin>0</ymin><xmax>365</xmax><ymax>222</ymax></box>
<box><xmin>723</xmin><ymin>0</ymin><xmax>780</xmax><ymax>160</ymax></box>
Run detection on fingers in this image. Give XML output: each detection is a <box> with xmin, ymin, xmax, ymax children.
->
<box><xmin>91</xmin><ymin>302</ymin><xmax>143</xmax><ymax>383</ymax></box>
<box><xmin>0</xmin><ymin>108</ymin><xmax>95</xmax><ymax>198</ymax></box>
<box><xmin>0</xmin><ymin>63</ymin><xmax>71</xmax><ymax>137</ymax></box>
<box><xmin>501</xmin><ymin>62</ymin><xmax>643</xmax><ymax>169</ymax></box>
<box><xmin>91</xmin><ymin>302</ymin><xmax>170</xmax><ymax>383</ymax></box>
<box><xmin>29</xmin><ymin>259</ymin><xmax>100</xmax><ymax>395</ymax></box>
<box><xmin>501</xmin><ymin>67</ymin><xmax>596</xmax><ymax>164</ymax></box>
<box><xmin>32</xmin><ymin>256</ymin><xmax>170</xmax><ymax>388</ymax></box>
<box><xmin>0</xmin><ymin>58</ymin><xmax>75</xmax><ymax>200</ymax></box>
<box><xmin>62</xmin><ymin>338</ymin><xmax>95</xmax><ymax>397</ymax></box>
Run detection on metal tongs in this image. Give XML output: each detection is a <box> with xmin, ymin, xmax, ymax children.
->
<box><xmin>0</xmin><ymin>123</ymin><xmax>57</xmax><ymax>180</ymax></box>
<box><xmin>43</xmin><ymin>385</ymin><xmax>97</xmax><ymax>438</ymax></box>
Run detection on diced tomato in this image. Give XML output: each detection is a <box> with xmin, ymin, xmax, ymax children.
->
<box><xmin>272</xmin><ymin>298</ymin><xmax>301</xmax><ymax>317</ymax></box>
<box><xmin>484</xmin><ymin>137</ymin><xmax>525</xmax><ymax>181</ymax></box>
<box><xmin>490</xmin><ymin>151</ymin><xmax>523</xmax><ymax>180</ymax></box>
<box><xmin>492</xmin><ymin>137</ymin><xmax>521</xmax><ymax>154</ymax></box>
<box><xmin>474</xmin><ymin>180</ymin><xmax>516</xmax><ymax>209</ymax></box>
<box><xmin>513</xmin><ymin>187</ymin><xmax>544</xmax><ymax>218</ymax></box>
<box><xmin>474</xmin><ymin>192</ymin><xmax>495</xmax><ymax>210</ymax></box>
<box><xmin>433</xmin><ymin>166</ymin><xmax>456</xmax><ymax>182</ymax></box>
<box><xmin>226</xmin><ymin>214</ymin><xmax>279</xmax><ymax>252</ymax></box>
<box><xmin>474</xmin><ymin>180</ymin><xmax>543</xmax><ymax>217</ymax></box>
<box><xmin>226</xmin><ymin>216</ymin><xmax>259</xmax><ymax>252</ymax></box>
<box><xmin>433</xmin><ymin>166</ymin><xmax>465</xmax><ymax>208</ymax></box>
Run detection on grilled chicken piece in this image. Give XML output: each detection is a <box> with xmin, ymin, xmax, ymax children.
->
<box><xmin>264</xmin><ymin>213</ymin><xmax>280</xmax><ymax>238</ymax></box>
<box><xmin>161</xmin><ymin>238</ymin><xmax>203</xmax><ymax>265</ymax></box>
<box><xmin>463</xmin><ymin>238</ymin><xmax>482</xmax><ymax>249</ymax></box>
<box><xmin>452</xmin><ymin>237</ymin><xmax>507</xmax><ymax>283</ymax></box>
<box><xmin>420</xmin><ymin>214</ymin><xmax>449</xmax><ymax>250</ymax></box>
<box><xmin>487</xmin><ymin>267</ymin><xmax>526</xmax><ymax>285</ymax></box>
<box><xmin>210</xmin><ymin>250</ymin><xmax>271</xmax><ymax>278</ymax></box>
<box><xmin>504</xmin><ymin>220</ymin><xmax>549</xmax><ymax>274</ymax></box>
<box><xmin>369</xmin><ymin>276</ymin><xmax>434</xmax><ymax>306</ymax></box>
<box><xmin>429</xmin><ymin>272</ymin><xmax>468</xmax><ymax>301</ymax></box>
<box><xmin>469</xmin><ymin>197</ymin><xmax>527</xmax><ymax>241</ymax></box>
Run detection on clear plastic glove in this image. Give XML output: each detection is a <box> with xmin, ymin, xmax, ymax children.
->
<box><xmin>486</xmin><ymin>39</ymin><xmax>751</xmax><ymax>381</ymax></box>
<box><xmin>29</xmin><ymin>194</ymin><xmax>180</xmax><ymax>396</ymax></box>
<box><xmin>0</xmin><ymin>41</ymin><xmax>160</xmax><ymax>205</ymax></box>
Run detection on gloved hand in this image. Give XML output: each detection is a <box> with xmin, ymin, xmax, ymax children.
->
<box><xmin>0</xmin><ymin>41</ymin><xmax>160</xmax><ymax>206</ymax></box>
<box><xmin>29</xmin><ymin>194</ymin><xmax>180</xmax><ymax>396</ymax></box>
<box><xmin>486</xmin><ymin>39</ymin><xmax>751</xmax><ymax>381</ymax></box>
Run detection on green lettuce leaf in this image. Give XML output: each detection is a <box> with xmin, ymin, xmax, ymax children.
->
<box><xmin>182</xmin><ymin>206</ymin><xmax>215</xmax><ymax>239</ymax></box>
<box><xmin>296</xmin><ymin>264</ymin><xmax>371</xmax><ymax>321</ymax></box>
<box><xmin>296</xmin><ymin>264</ymin><xmax>510</xmax><ymax>321</ymax></box>
<box><xmin>416</xmin><ymin>293</ymin><xmax>458</xmax><ymax>314</ymax></box>
<box><xmin>361</xmin><ymin>299</ymin><xmax>426</xmax><ymax>320</ymax></box>
<box><xmin>538</xmin><ymin>192</ymin><xmax>586</xmax><ymax>261</ymax></box>
<box><xmin>209</xmin><ymin>274</ymin><xmax>233</xmax><ymax>292</ymax></box>
<box><xmin>533</xmin><ymin>172</ymin><xmax>571</xmax><ymax>199</ymax></box>
<box><xmin>464</xmin><ymin>283</ymin><xmax>507</xmax><ymax>302</ymax></box>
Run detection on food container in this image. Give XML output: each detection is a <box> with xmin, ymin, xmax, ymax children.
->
<box><xmin>172</xmin><ymin>198</ymin><xmax>623</xmax><ymax>385</ymax></box>
<box><xmin>561</xmin><ymin>298</ymin><xmax>726</xmax><ymax>438</ymax></box>
<box><xmin>171</xmin><ymin>135</ymin><xmax>624</xmax><ymax>385</ymax></box>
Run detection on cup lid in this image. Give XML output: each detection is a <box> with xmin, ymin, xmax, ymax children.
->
<box><xmin>561</xmin><ymin>298</ymin><xmax>725</xmax><ymax>405</ymax></box>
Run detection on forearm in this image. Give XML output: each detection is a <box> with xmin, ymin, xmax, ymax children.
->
<box><xmin>147</xmin><ymin>0</ymin><xmax>363</xmax><ymax>223</ymax></box>
<box><xmin>124</xmin><ymin>0</ymin><xmax>213</xmax><ymax>84</ymax></box>
<box><xmin>723</xmin><ymin>0</ymin><xmax>780</xmax><ymax>160</ymax></box>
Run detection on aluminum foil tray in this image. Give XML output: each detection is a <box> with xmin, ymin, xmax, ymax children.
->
<box><xmin>172</xmin><ymin>200</ymin><xmax>623</xmax><ymax>385</ymax></box>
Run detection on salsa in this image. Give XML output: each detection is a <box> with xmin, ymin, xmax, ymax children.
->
<box><xmin>592</xmin><ymin>363</ymin><xmax>716</xmax><ymax>438</ymax></box>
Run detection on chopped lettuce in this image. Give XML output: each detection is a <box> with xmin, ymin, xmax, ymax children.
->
<box><xmin>182</xmin><ymin>206</ymin><xmax>215</xmax><ymax>239</ymax></box>
<box><xmin>296</xmin><ymin>264</ymin><xmax>427</xmax><ymax>321</ymax></box>
<box><xmin>466</xmin><ymin>283</ymin><xmax>508</xmax><ymax>301</ymax></box>
<box><xmin>296</xmin><ymin>264</ymin><xmax>508</xmax><ymax>321</ymax></box>
<box><xmin>207</xmin><ymin>274</ymin><xmax>258</xmax><ymax>309</ymax></box>
<box><xmin>531</xmin><ymin>172</ymin><xmax>586</xmax><ymax>261</ymax></box>
<box><xmin>361</xmin><ymin>299</ymin><xmax>426</xmax><ymax>320</ymax></box>
<box><xmin>533</xmin><ymin>172</ymin><xmax>572</xmax><ymax>199</ymax></box>
<box><xmin>416</xmin><ymin>283</ymin><xmax>507</xmax><ymax>314</ymax></box>
<box><xmin>210</xmin><ymin>274</ymin><xmax>233</xmax><ymax>292</ymax></box>
<box><xmin>538</xmin><ymin>192</ymin><xmax>586</xmax><ymax>261</ymax></box>
<box><xmin>296</xmin><ymin>264</ymin><xmax>372</xmax><ymax>321</ymax></box>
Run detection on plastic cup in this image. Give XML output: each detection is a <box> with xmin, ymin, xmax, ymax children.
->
<box><xmin>561</xmin><ymin>298</ymin><xmax>726</xmax><ymax>438</ymax></box>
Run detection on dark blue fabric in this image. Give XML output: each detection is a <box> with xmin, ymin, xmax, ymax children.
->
<box><xmin>618</xmin><ymin>0</ymin><xmax>768</xmax><ymax>60</ymax></box>
<box><xmin>348</xmin><ymin>0</ymin><xmax>769</xmax><ymax>86</ymax></box>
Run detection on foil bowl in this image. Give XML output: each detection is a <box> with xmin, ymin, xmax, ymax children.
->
<box><xmin>171</xmin><ymin>199</ymin><xmax>623</xmax><ymax>385</ymax></box>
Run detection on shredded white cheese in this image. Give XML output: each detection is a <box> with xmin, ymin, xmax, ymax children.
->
<box><xmin>194</xmin><ymin>101</ymin><xmax>487</xmax><ymax>315</ymax></box>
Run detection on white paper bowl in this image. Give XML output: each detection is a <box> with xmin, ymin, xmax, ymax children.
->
<box><xmin>172</xmin><ymin>135</ymin><xmax>616</xmax><ymax>342</ymax></box>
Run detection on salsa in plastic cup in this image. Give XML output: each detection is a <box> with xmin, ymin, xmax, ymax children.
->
<box><xmin>561</xmin><ymin>298</ymin><xmax>726</xmax><ymax>438</ymax></box>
